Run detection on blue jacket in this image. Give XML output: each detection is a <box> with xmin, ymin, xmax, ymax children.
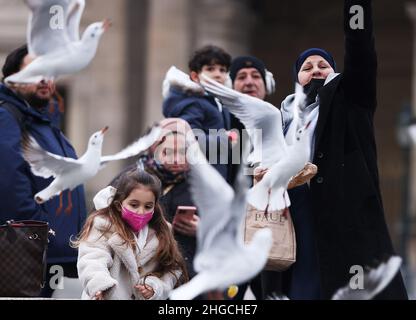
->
<box><xmin>163</xmin><ymin>87</ymin><xmax>231</xmax><ymax>181</ymax></box>
<box><xmin>0</xmin><ymin>84</ymin><xmax>87</xmax><ymax>264</ymax></box>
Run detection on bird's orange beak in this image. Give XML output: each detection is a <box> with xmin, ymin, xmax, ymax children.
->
<box><xmin>101</xmin><ymin>126</ymin><xmax>109</xmax><ymax>134</ymax></box>
<box><xmin>102</xmin><ymin>18</ymin><xmax>112</xmax><ymax>32</ymax></box>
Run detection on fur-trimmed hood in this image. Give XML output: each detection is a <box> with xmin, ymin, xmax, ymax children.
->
<box><xmin>162</xmin><ymin>66</ymin><xmax>205</xmax><ymax>99</ymax></box>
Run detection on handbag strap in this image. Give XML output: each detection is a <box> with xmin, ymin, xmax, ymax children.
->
<box><xmin>0</xmin><ymin>100</ymin><xmax>27</xmax><ymax>132</ymax></box>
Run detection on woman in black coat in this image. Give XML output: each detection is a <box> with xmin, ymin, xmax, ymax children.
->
<box><xmin>281</xmin><ymin>0</ymin><xmax>408</xmax><ymax>299</ymax></box>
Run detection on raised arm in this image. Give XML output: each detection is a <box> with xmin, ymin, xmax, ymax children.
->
<box><xmin>343</xmin><ymin>0</ymin><xmax>377</xmax><ymax>111</ymax></box>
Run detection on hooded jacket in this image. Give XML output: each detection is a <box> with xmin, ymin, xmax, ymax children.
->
<box><xmin>162</xmin><ymin>79</ymin><xmax>232</xmax><ymax>181</ymax></box>
<box><xmin>0</xmin><ymin>83</ymin><xmax>87</xmax><ymax>264</ymax></box>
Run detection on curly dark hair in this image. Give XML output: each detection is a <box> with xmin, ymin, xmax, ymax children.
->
<box><xmin>188</xmin><ymin>45</ymin><xmax>231</xmax><ymax>73</ymax></box>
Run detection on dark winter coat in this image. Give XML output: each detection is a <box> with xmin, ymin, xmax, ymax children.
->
<box><xmin>159</xmin><ymin>179</ymin><xmax>197</xmax><ymax>278</ymax></box>
<box><xmin>292</xmin><ymin>0</ymin><xmax>407</xmax><ymax>299</ymax></box>
<box><xmin>0</xmin><ymin>84</ymin><xmax>87</xmax><ymax>264</ymax></box>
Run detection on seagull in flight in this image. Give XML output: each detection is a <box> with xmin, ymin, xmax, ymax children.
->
<box><xmin>5</xmin><ymin>0</ymin><xmax>111</xmax><ymax>85</ymax></box>
<box><xmin>169</xmin><ymin>137</ymin><xmax>272</xmax><ymax>300</ymax></box>
<box><xmin>201</xmin><ymin>74</ymin><xmax>312</xmax><ymax>212</ymax></box>
<box><xmin>331</xmin><ymin>256</ymin><xmax>403</xmax><ymax>300</ymax></box>
<box><xmin>271</xmin><ymin>256</ymin><xmax>403</xmax><ymax>300</ymax></box>
<box><xmin>22</xmin><ymin>125</ymin><xmax>161</xmax><ymax>214</ymax></box>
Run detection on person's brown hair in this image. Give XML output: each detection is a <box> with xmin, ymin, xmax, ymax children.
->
<box><xmin>73</xmin><ymin>168</ymin><xmax>188</xmax><ymax>285</ymax></box>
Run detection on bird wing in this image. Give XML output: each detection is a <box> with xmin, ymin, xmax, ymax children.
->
<box><xmin>331</xmin><ymin>256</ymin><xmax>402</xmax><ymax>300</ymax></box>
<box><xmin>284</xmin><ymin>83</ymin><xmax>306</xmax><ymax>146</ymax></box>
<box><xmin>100</xmin><ymin>125</ymin><xmax>162</xmax><ymax>165</ymax></box>
<box><xmin>186</xmin><ymin>136</ymin><xmax>235</xmax><ymax>253</ymax></box>
<box><xmin>22</xmin><ymin>135</ymin><xmax>81</xmax><ymax>179</ymax></box>
<box><xmin>169</xmin><ymin>272</ymin><xmax>213</xmax><ymax>300</ymax></box>
<box><xmin>201</xmin><ymin>74</ymin><xmax>287</xmax><ymax>168</ymax></box>
<box><xmin>408</xmin><ymin>124</ymin><xmax>416</xmax><ymax>146</ymax></box>
<box><xmin>162</xmin><ymin>66</ymin><xmax>204</xmax><ymax>99</ymax></box>
<box><xmin>66</xmin><ymin>0</ymin><xmax>85</xmax><ymax>42</ymax></box>
<box><xmin>25</xmin><ymin>0</ymin><xmax>72</xmax><ymax>56</ymax></box>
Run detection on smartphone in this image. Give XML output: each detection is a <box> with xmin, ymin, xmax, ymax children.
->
<box><xmin>173</xmin><ymin>206</ymin><xmax>197</xmax><ymax>224</ymax></box>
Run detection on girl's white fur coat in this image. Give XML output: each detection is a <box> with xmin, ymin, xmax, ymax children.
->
<box><xmin>77</xmin><ymin>216</ymin><xmax>181</xmax><ymax>300</ymax></box>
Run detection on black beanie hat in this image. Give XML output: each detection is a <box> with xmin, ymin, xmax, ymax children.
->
<box><xmin>294</xmin><ymin>48</ymin><xmax>336</xmax><ymax>82</ymax></box>
<box><xmin>2</xmin><ymin>44</ymin><xmax>28</xmax><ymax>81</ymax></box>
<box><xmin>230</xmin><ymin>56</ymin><xmax>266</xmax><ymax>84</ymax></box>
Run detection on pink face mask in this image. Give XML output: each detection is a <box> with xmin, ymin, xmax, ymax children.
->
<box><xmin>121</xmin><ymin>206</ymin><xmax>154</xmax><ymax>233</ymax></box>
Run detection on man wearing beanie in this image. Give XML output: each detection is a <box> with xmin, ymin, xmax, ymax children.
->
<box><xmin>279</xmin><ymin>0</ymin><xmax>407</xmax><ymax>300</ymax></box>
<box><xmin>228</xmin><ymin>55</ymin><xmax>282</xmax><ymax>300</ymax></box>
<box><xmin>230</xmin><ymin>56</ymin><xmax>271</xmax><ymax>100</ymax></box>
<box><xmin>229</xmin><ymin>55</ymin><xmax>276</xmax><ymax>159</ymax></box>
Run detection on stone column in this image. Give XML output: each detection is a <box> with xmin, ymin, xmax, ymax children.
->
<box><xmin>144</xmin><ymin>0</ymin><xmax>192</xmax><ymax>126</ymax></box>
<box><xmin>0</xmin><ymin>0</ymin><xmax>27</xmax><ymax>61</ymax></box>
<box><xmin>189</xmin><ymin>0</ymin><xmax>255</xmax><ymax>56</ymax></box>
<box><xmin>143</xmin><ymin>0</ymin><xmax>256</xmax><ymax>127</ymax></box>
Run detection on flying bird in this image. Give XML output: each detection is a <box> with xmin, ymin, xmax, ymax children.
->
<box><xmin>169</xmin><ymin>137</ymin><xmax>272</xmax><ymax>300</ymax></box>
<box><xmin>22</xmin><ymin>125</ymin><xmax>161</xmax><ymax>213</ymax></box>
<box><xmin>269</xmin><ymin>256</ymin><xmax>403</xmax><ymax>300</ymax></box>
<box><xmin>331</xmin><ymin>256</ymin><xmax>403</xmax><ymax>300</ymax></box>
<box><xmin>5</xmin><ymin>0</ymin><xmax>110</xmax><ymax>85</ymax></box>
<box><xmin>201</xmin><ymin>74</ymin><xmax>312</xmax><ymax>212</ymax></box>
<box><xmin>162</xmin><ymin>66</ymin><xmax>204</xmax><ymax>99</ymax></box>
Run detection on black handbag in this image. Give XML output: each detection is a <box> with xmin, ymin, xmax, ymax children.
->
<box><xmin>0</xmin><ymin>220</ymin><xmax>49</xmax><ymax>297</ymax></box>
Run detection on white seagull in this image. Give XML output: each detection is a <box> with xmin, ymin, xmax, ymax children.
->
<box><xmin>271</xmin><ymin>256</ymin><xmax>403</xmax><ymax>300</ymax></box>
<box><xmin>331</xmin><ymin>256</ymin><xmax>403</xmax><ymax>300</ymax></box>
<box><xmin>169</xmin><ymin>137</ymin><xmax>272</xmax><ymax>300</ymax></box>
<box><xmin>5</xmin><ymin>0</ymin><xmax>110</xmax><ymax>85</ymax></box>
<box><xmin>201</xmin><ymin>74</ymin><xmax>312</xmax><ymax>212</ymax></box>
<box><xmin>22</xmin><ymin>125</ymin><xmax>161</xmax><ymax>213</ymax></box>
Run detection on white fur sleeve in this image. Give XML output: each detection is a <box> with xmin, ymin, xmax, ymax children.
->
<box><xmin>142</xmin><ymin>270</ymin><xmax>182</xmax><ymax>300</ymax></box>
<box><xmin>77</xmin><ymin>226</ymin><xmax>118</xmax><ymax>299</ymax></box>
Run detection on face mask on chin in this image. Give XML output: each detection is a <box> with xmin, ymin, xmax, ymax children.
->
<box><xmin>303</xmin><ymin>78</ymin><xmax>326</xmax><ymax>107</ymax></box>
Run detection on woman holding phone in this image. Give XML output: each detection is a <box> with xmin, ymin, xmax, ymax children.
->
<box><xmin>138</xmin><ymin>118</ymin><xmax>200</xmax><ymax>279</ymax></box>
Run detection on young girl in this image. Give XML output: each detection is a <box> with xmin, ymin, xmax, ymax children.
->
<box><xmin>74</xmin><ymin>169</ymin><xmax>188</xmax><ymax>300</ymax></box>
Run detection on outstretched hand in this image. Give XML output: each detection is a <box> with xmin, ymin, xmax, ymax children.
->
<box><xmin>135</xmin><ymin>284</ymin><xmax>155</xmax><ymax>300</ymax></box>
<box><xmin>94</xmin><ymin>291</ymin><xmax>104</xmax><ymax>300</ymax></box>
<box><xmin>288</xmin><ymin>163</ymin><xmax>318</xmax><ymax>189</ymax></box>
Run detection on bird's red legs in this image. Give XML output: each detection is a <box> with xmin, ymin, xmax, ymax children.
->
<box><xmin>264</xmin><ymin>189</ymin><xmax>272</xmax><ymax>217</ymax></box>
<box><xmin>56</xmin><ymin>192</ymin><xmax>63</xmax><ymax>215</ymax></box>
<box><xmin>282</xmin><ymin>191</ymin><xmax>289</xmax><ymax>219</ymax></box>
<box><xmin>65</xmin><ymin>191</ymin><xmax>73</xmax><ymax>215</ymax></box>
